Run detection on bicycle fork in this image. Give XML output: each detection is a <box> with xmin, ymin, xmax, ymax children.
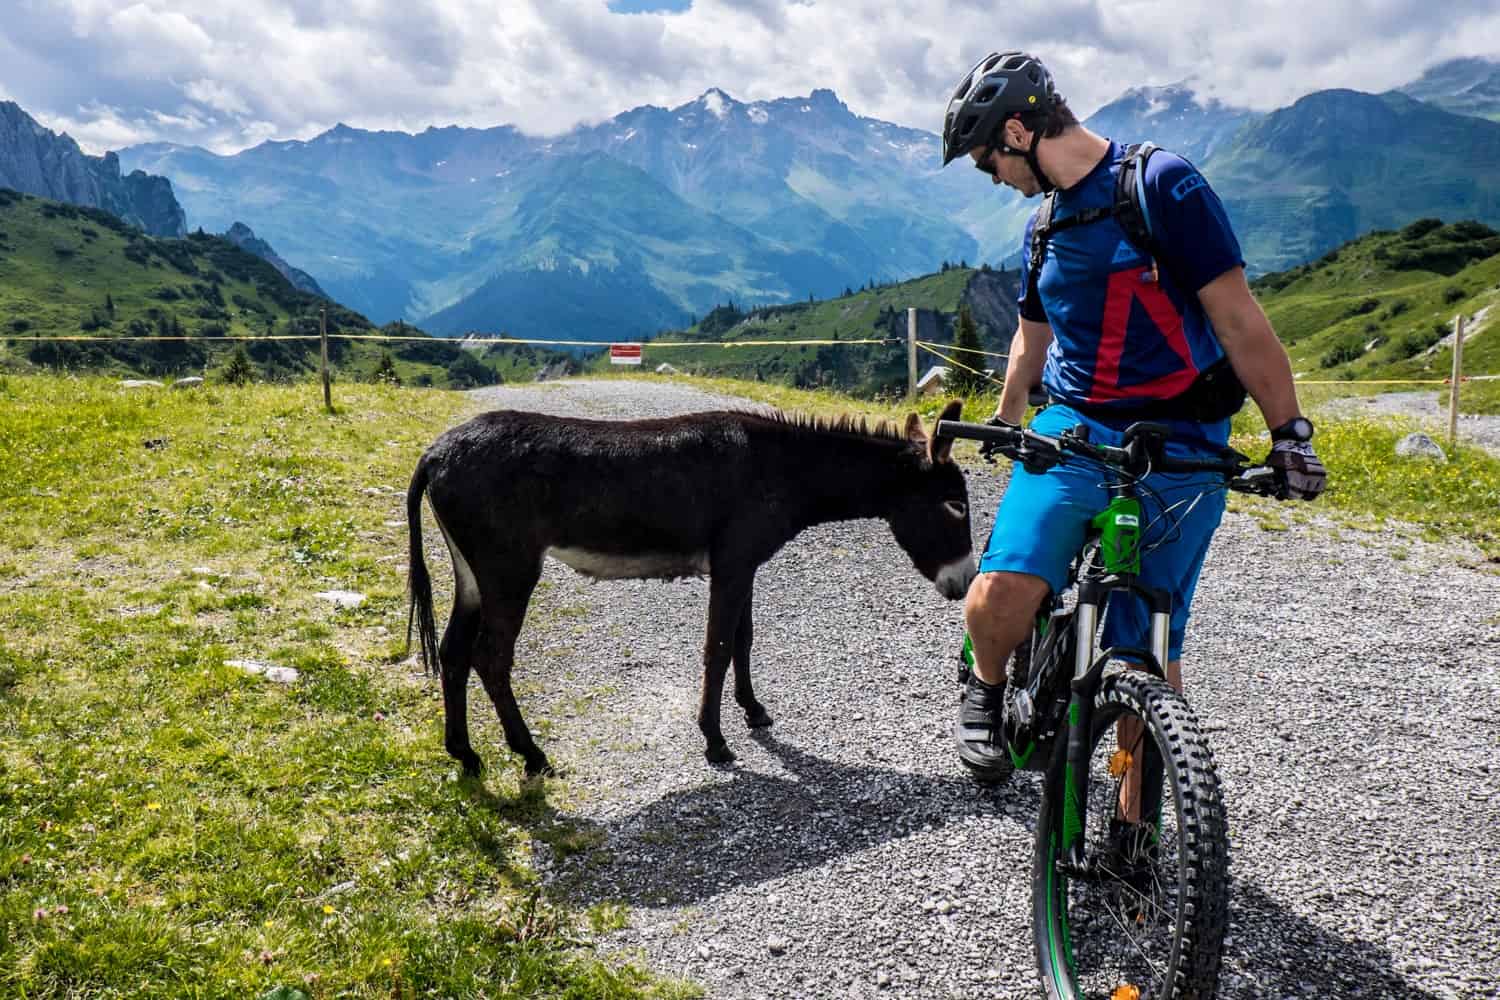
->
<box><xmin>1054</xmin><ymin>595</ymin><xmax>1172</xmax><ymax>878</ymax></box>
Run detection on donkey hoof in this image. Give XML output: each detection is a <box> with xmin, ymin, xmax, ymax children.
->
<box><xmin>456</xmin><ymin>751</ymin><xmax>484</xmax><ymax>777</ymax></box>
<box><xmin>745</xmin><ymin>707</ymin><xmax>774</xmax><ymax>729</ymax></box>
<box><xmin>523</xmin><ymin>756</ymin><xmax>554</xmax><ymax>779</ymax></box>
<box><xmin>705</xmin><ymin>741</ymin><xmax>736</xmax><ymax>765</ymax></box>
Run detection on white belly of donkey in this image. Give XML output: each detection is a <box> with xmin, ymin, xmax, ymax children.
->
<box><xmin>547</xmin><ymin>546</ymin><xmax>711</xmax><ymax>580</ymax></box>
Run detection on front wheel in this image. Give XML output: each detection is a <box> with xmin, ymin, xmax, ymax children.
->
<box><xmin>1031</xmin><ymin>670</ymin><xmax>1229</xmax><ymax>1000</ymax></box>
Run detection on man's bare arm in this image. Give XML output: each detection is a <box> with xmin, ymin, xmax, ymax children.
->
<box><xmin>995</xmin><ymin>318</ymin><xmax>1054</xmax><ymax>424</ymax></box>
<box><xmin>1197</xmin><ymin>267</ymin><xmax>1301</xmax><ymax>430</ymax></box>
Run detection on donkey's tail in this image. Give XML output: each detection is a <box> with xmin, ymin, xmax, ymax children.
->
<box><xmin>405</xmin><ymin>455</ymin><xmax>441</xmax><ymax>676</ymax></box>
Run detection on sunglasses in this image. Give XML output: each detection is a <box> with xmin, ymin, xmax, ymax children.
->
<box><xmin>972</xmin><ymin>145</ymin><xmax>1024</xmax><ymax>177</ymax></box>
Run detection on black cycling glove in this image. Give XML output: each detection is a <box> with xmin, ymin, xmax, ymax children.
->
<box><xmin>1265</xmin><ymin>418</ymin><xmax>1326</xmax><ymax>500</ymax></box>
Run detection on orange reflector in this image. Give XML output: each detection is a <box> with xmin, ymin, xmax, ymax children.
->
<box><xmin>1108</xmin><ymin>749</ymin><xmax>1133</xmax><ymax>778</ymax></box>
<box><xmin>1112</xmin><ymin>986</ymin><xmax>1141</xmax><ymax>1000</ymax></box>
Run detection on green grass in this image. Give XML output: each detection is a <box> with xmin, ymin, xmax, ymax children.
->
<box><xmin>0</xmin><ymin>374</ymin><xmax>695</xmax><ymax>999</ymax></box>
<box><xmin>1252</xmin><ymin>220</ymin><xmax>1500</xmax><ymax>400</ymax></box>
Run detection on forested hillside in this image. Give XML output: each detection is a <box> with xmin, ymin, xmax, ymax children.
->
<box><xmin>0</xmin><ymin>189</ymin><xmax>568</xmax><ymax>387</ymax></box>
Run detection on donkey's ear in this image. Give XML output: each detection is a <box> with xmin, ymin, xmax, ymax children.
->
<box><xmin>904</xmin><ymin>412</ymin><xmax>926</xmax><ymax>444</ymax></box>
<box><xmin>929</xmin><ymin>399</ymin><xmax>964</xmax><ymax>464</ymax></box>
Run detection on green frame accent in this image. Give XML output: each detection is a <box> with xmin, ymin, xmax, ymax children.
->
<box><xmin>1046</xmin><ymin>833</ymin><xmax>1078</xmax><ymax>985</ymax></box>
<box><xmin>1091</xmin><ymin>495</ymin><xmax>1142</xmax><ymax>575</ymax></box>
<box><xmin>1061</xmin><ymin>762</ymin><xmax>1083</xmax><ymax>848</ymax></box>
<box><xmin>1008</xmin><ymin>739</ymin><xmax>1035</xmax><ymax>770</ymax></box>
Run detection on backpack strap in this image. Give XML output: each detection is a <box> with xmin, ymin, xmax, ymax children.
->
<box><xmin>1025</xmin><ymin>190</ymin><xmax>1058</xmax><ymax>308</ymax></box>
<box><xmin>1114</xmin><ymin>142</ymin><xmax>1165</xmax><ymax>280</ymax></box>
<box><xmin>1026</xmin><ymin>192</ymin><xmax>1115</xmax><ymax>309</ymax></box>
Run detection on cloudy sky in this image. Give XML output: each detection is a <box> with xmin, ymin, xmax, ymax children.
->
<box><xmin>2</xmin><ymin>0</ymin><xmax>1498</xmax><ymax>154</ymax></box>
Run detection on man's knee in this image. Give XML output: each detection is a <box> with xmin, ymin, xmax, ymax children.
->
<box><xmin>965</xmin><ymin>571</ymin><xmax>1049</xmax><ymax>623</ymax></box>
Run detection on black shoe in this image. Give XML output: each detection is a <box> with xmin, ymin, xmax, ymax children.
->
<box><xmin>954</xmin><ymin>673</ymin><xmax>1013</xmax><ymax>784</ymax></box>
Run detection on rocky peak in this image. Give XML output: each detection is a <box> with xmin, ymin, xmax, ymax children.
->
<box><xmin>222</xmin><ymin>221</ymin><xmax>327</xmax><ymax>298</ymax></box>
<box><xmin>0</xmin><ymin>100</ymin><xmax>186</xmax><ymax>236</ymax></box>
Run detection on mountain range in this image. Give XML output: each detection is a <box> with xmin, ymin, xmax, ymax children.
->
<box><xmin>2</xmin><ymin>57</ymin><xmax>1492</xmax><ymax>346</ymax></box>
<box><xmin>1400</xmin><ymin>56</ymin><xmax>1500</xmax><ymax>121</ymax></box>
<box><xmin>119</xmin><ymin>88</ymin><xmax>982</xmax><ymax>340</ymax></box>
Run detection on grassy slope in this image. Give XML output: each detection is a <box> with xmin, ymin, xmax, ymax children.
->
<box><xmin>1252</xmin><ymin>219</ymin><xmax>1500</xmax><ymax>413</ymax></box>
<box><xmin>0</xmin><ymin>189</ymin><xmax>567</xmax><ymax>390</ymax></box>
<box><xmin>0</xmin><ymin>375</ymin><xmax>693</xmax><ymax>999</ymax></box>
<box><xmin>586</xmin><ymin>268</ymin><xmax>989</xmax><ymax>395</ymax></box>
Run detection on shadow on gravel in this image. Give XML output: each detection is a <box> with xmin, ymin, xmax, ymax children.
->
<box><xmin>1226</xmin><ymin>881</ymin><xmax>1445</xmax><ymax>998</ymax></box>
<box><xmin>533</xmin><ymin>735</ymin><xmax>1445</xmax><ymax>998</ymax></box>
<box><xmin>548</xmin><ymin>732</ymin><xmax>1034</xmax><ymax>907</ymax></box>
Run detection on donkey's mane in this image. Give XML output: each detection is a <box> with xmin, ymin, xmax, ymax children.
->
<box><xmin>737</xmin><ymin>407</ymin><xmax>908</xmax><ymax>444</ymax></box>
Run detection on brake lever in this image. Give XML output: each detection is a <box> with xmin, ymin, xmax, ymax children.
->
<box><xmin>1229</xmin><ymin>467</ymin><xmax>1280</xmax><ymax>497</ymax></box>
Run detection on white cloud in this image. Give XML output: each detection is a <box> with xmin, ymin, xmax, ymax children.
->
<box><xmin>2</xmin><ymin>0</ymin><xmax>1498</xmax><ymax>155</ymax></box>
<box><xmin>182</xmin><ymin>79</ymin><xmax>250</xmax><ymax>116</ymax></box>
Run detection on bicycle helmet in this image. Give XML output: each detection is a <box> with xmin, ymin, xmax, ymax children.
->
<box><xmin>942</xmin><ymin>50</ymin><xmax>1058</xmax><ymax>189</ymax></box>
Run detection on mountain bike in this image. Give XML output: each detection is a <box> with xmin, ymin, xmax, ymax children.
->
<box><xmin>936</xmin><ymin>417</ymin><xmax>1281</xmax><ymax>1000</ymax></box>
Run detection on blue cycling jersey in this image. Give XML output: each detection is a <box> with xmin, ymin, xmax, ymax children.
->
<box><xmin>1017</xmin><ymin>140</ymin><xmax>1244</xmax><ymax>444</ymax></box>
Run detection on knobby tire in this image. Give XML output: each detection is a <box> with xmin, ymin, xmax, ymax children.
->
<box><xmin>1031</xmin><ymin>670</ymin><xmax>1230</xmax><ymax>1000</ymax></box>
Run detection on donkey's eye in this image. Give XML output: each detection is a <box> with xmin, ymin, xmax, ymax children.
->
<box><xmin>944</xmin><ymin>500</ymin><xmax>968</xmax><ymax>519</ymax></box>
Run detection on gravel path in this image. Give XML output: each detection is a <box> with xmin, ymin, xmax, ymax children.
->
<box><xmin>1320</xmin><ymin>390</ymin><xmax>1500</xmax><ymax>456</ymax></box>
<box><xmin>441</xmin><ymin>380</ymin><xmax>1499</xmax><ymax>999</ymax></box>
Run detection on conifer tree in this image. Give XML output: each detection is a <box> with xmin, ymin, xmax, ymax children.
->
<box><xmin>374</xmin><ymin>351</ymin><xmax>401</xmax><ymax>386</ymax></box>
<box><xmin>220</xmin><ymin>344</ymin><xmax>256</xmax><ymax>386</ymax></box>
<box><xmin>949</xmin><ymin>303</ymin><xmax>985</xmax><ymax>397</ymax></box>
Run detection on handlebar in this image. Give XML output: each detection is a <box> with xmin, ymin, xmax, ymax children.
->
<box><xmin>936</xmin><ymin>418</ymin><xmax>1282</xmax><ymax>498</ymax></box>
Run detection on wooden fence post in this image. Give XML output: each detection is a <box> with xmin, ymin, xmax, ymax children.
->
<box><xmin>1447</xmin><ymin>313</ymin><xmax>1465</xmax><ymax>445</ymax></box>
<box><xmin>320</xmin><ymin>306</ymin><xmax>332</xmax><ymax>413</ymax></box>
<box><xmin>907</xmin><ymin>307</ymin><xmax>918</xmax><ymax>401</ymax></box>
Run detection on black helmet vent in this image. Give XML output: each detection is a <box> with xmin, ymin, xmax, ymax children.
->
<box><xmin>940</xmin><ymin>50</ymin><xmax>1058</xmax><ymax>165</ymax></box>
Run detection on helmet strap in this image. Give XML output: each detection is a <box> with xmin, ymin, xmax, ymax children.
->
<box><xmin>1024</xmin><ymin>129</ymin><xmax>1056</xmax><ymax>194</ymax></box>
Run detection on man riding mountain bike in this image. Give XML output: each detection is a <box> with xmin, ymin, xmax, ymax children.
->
<box><xmin>939</xmin><ymin>50</ymin><xmax>1327</xmax><ymax>792</ymax></box>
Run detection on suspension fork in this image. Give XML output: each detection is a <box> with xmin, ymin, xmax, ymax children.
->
<box><xmin>1053</xmin><ymin>591</ymin><xmax>1173</xmax><ymax>874</ymax></box>
<box><xmin>1056</xmin><ymin>597</ymin><xmax>1099</xmax><ymax>874</ymax></box>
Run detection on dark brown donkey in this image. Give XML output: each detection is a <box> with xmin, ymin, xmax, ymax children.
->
<box><xmin>407</xmin><ymin>399</ymin><xmax>975</xmax><ymax>777</ymax></box>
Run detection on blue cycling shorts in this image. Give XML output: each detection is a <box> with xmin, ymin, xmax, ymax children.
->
<box><xmin>978</xmin><ymin>405</ymin><xmax>1230</xmax><ymax>662</ymax></box>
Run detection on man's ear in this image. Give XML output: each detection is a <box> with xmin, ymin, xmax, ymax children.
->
<box><xmin>929</xmin><ymin>399</ymin><xmax>963</xmax><ymax>464</ymax></box>
<box><xmin>1002</xmin><ymin>116</ymin><xmax>1030</xmax><ymax>151</ymax></box>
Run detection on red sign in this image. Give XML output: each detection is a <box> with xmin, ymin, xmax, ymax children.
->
<box><xmin>610</xmin><ymin>343</ymin><xmax>643</xmax><ymax>365</ymax></box>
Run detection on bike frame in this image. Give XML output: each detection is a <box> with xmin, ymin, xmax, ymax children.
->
<box><xmin>1052</xmin><ymin>485</ymin><xmax>1172</xmax><ymax>877</ymax></box>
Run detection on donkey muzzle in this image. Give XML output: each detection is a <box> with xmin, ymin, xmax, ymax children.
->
<box><xmin>935</xmin><ymin>555</ymin><xmax>978</xmax><ymax>600</ymax></box>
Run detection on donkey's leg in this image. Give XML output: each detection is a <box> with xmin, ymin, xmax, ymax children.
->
<box><xmin>439</xmin><ymin>600</ymin><xmax>485</xmax><ymax>776</ymax></box>
<box><xmin>700</xmin><ymin>571</ymin><xmax>752</xmax><ymax>764</ymax></box>
<box><xmin>472</xmin><ymin>582</ymin><xmax>552</xmax><ymax>778</ymax></box>
<box><xmin>732</xmin><ymin>579</ymin><xmax>773</xmax><ymax>729</ymax></box>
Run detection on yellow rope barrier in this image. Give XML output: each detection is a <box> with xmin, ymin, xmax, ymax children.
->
<box><xmin>917</xmin><ymin>340</ymin><xmax>1009</xmax><ymax>361</ymax></box>
<box><xmin>3</xmin><ymin>333</ymin><xmax>896</xmax><ymax>347</ymax></box>
<box><xmin>917</xmin><ymin>342</ymin><xmax>1005</xmax><ymax>389</ymax></box>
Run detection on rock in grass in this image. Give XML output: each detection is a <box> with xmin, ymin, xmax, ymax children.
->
<box><xmin>1395</xmin><ymin>432</ymin><xmax>1447</xmax><ymax>462</ymax></box>
<box><xmin>120</xmin><ymin>379</ymin><xmax>164</xmax><ymax>389</ymax></box>
<box><xmin>172</xmin><ymin>376</ymin><xmax>205</xmax><ymax>389</ymax></box>
<box><xmin>227</xmin><ymin>659</ymin><xmax>300</xmax><ymax>684</ymax></box>
<box><xmin>314</xmin><ymin>590</ymin><xmax>366</xmax><ymax>608</ymax></box>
